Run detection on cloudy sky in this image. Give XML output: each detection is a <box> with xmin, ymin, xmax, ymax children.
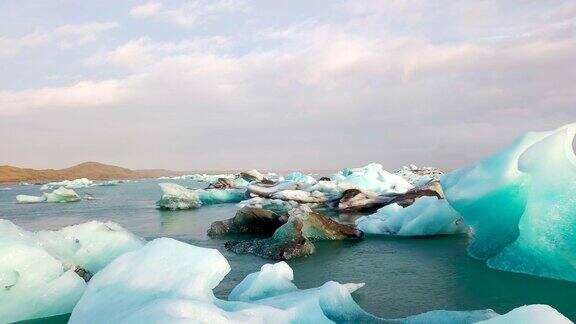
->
<box><xmin>0</xmin><ymin>0</ymin><xmax>574</xmax><ymax>171</ymax></box>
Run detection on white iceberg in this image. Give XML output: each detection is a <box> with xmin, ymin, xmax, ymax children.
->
<box><xmin>356</xmin><ymin>196</ymin><xmax>466</xmax><ymax>236</ymax></box>
<box><xmin>69</xmin><ymin>238</ymin><xmax>502</xmax><ymax>324</ymax></box>
<box><xmin>40</xmin><ymin>178</ymin><xmax>122</xmax><ymax>190</ymax></box>
<box><xmin>331</xmin><ymin>163</ymin><xmax>413</xmax><ymax>194</ymax></box>
<box><xmin>16</xmin><ymin>187</ymin><xmax>81</xmax><ymax>204</ymax></box>
<box><xmin>0</xmin><ymin>219</ymin><xmax>143</xmax><ymax>323</ymax></box>
<box><xmin>476</xmin><ymin>304</ymin><xmax>572</xmax><ymax>324</ymax></box>
<box><xmin>442</xmin><ymin>123</ymin><xmax>576</xmax><ymax>281</ymax></box>
<box><xmin>41</xmin><ymin>178</ymin><xmax>93</xmax><ymax>190</ymax></box>
<box><xmin>156</xmin><ymin>183</ymin><xmax>246</xmax><ymax>210</ymax></box>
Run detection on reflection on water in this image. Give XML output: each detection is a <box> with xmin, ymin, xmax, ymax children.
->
<box><xmin>1</xmin><ymin>179</ymin><xmax>576</xmax><ymax>322</ymax></box>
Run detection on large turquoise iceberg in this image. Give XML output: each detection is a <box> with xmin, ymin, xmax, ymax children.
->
<box><xmin>442</xmin><ymin>123</ymin><xmax>576</xmax><ymax>281</ymax></box>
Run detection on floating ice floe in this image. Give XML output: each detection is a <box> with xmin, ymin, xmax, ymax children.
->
<box><xmin>156</xmin><ymin>183</ymin><xmax>246</xmax><ymax>210</ymax></box>
<box><xmin>356</xmin><ymin>196</ymin><xmax>466</xmax><ymax>236</ymax></box>
<box><xmin>16</xmin><ymin>187</ymin><xmax>81</xmax><ymax>204</ymax></box>
<box><xmin>0</xmin><ymin>220</ymin><xmax>143</xmax><ymax>323</ymax></box>
<box><xmin>40</xmin><ymin>178</ymin><xmax>121</xmax><ymax>190</ymax></box>
<box><xmin>442</xmin><ymin>123</ymin><xmax>576</xmax><ymax>282</ymax></box>
<box><xmin>68</xmin><ymin>238</ymin><xmax>506</xmax><ymax>324</ymax></box>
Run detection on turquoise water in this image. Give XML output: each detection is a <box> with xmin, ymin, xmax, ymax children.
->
<box><xmin>2</xmin><ymin>179</ymin><xmax>575</xmax><ymax>322</ymax></box>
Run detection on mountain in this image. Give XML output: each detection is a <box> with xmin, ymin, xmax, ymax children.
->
<box><xmin>0</xmin><ymin>162</ymin><xmax>190</xmax><ymax>184</ymax></box>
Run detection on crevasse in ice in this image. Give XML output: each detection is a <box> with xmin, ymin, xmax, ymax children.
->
<box><xmin>442</xmin><ymin>123</ymin><xmax>576</xmax><ymax>281</ymax></box>
<box><xmin>0</xmin><ymin>220</ymin><xmax>144</xmax><ymax>323</ymax></box>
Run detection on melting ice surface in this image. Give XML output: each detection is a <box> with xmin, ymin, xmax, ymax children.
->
<box><xmin>16</xmin><ymin>187</ymin><xmax>81</xmax><ymax>204</ymax></box>
<box><xmin>442</xmin><ymin>123</ymin><xmax>576</xmax><ymax>282</ymax></box>
<box><xmin>0</xmin><ymin>220</ymin><xmax>143</xmax><ymax>323</ymax></box>
<box><xmin>355</xmin><ymin>196</ymin><xmax>466</xmax><ymax>236</ymax></box>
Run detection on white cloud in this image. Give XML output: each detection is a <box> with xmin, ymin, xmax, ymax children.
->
<box><xmin>129</xmin><ymin>0</ymin><xmax>248</xmax><ymax>27</ymax></box>
<box><xmin>0</xmin><ymin>22</ymin><xmax>118</xmax><ymax>57</ymax></box>
<box><xmin>0</xmin><ymin>79</ymin><xmax>128</xmax><ymax>116</ymax></box>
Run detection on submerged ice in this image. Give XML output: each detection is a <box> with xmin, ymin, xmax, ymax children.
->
<box><xmin>442</xmin><ymin>123</ymin><xmax>576</xmax><ymax>282</ymax></box>
<box><xmin>0</xmin><ymin>220</ymin><xmax>143</xmax><ymax>323</ymax></box>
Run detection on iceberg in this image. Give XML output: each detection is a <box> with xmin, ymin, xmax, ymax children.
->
<box><xmin>16</xmin><ymin>186</ymin><xmax>81</xmax><ymax>203</ymax></box>
<box><xmin>442</xmin><ymin>123</ymin><xmax>576</xmax><ymax>281</ymax></box>
<box><xmin>282</xmin><ymin>171</ymin><xmax>317</xmax><ymax>185</ymax></box>
<box><xmin>0</xmin><ymin>219</ymin><xmax>143</xmax><ymax>323</ymax></box>
<box><xmin>224</xmin><ymin>206</ymin><xmax>362</xmax><ymax>260</ymax></box>
<box><xmin>331</xmin><ymin>163</ymin><xmax>413</xmax><ymax>194</ymax></box>
<box><xmin>356</xmin><ymin>196</ymin><xmax>466</xmax><ymax>236</ymax></box>
<box><xmin>41</xmin><ymin>178</ymin><xmax>93</xmax><ymax>190</ymax></box>
<box><xmin>40</xmin><ymin>178</ymin><xmax>121</xmax><ymax>190</ymax></box>
<box><xmin>476</xmin><ymin>305</ymin><xmax>572</xmax><ymax>324</ymax></box>
<box><xmin>156</xmin><ymin>183</ymin><xmax>246</xmax><ymax>210</ymax></box>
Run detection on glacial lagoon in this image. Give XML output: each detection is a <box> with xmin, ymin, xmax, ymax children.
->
<box><xmin>2</xmin><ymin>178</ymin><xmax>575</xmax><ymax>323</ymax></box>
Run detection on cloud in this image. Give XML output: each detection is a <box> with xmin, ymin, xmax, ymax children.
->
<box><xmin>0</xmin><ymin>22</ymin><xmax>118</xmax><ymax>57</ymax></box>
<box><xmin>1</xmin><ymin>0</ymin><xmax>575</xmax><ymax>169</ymax></box>
<box><xmin>129</xmin><ymin>0</ymin><xmax>248</xmax><ymax>27</ymax></box>
<box><xmin>0</xmin><ymin>79</ymin><xmax>128</xmax><ymax>116</ymax></box>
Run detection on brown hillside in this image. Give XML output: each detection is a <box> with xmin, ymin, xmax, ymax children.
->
<box><xmin>0</xmin><ymin>162</ymin><xmax>189</xmax><ymax>184</ymax></box>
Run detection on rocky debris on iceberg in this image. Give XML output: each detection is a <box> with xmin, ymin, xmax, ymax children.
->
<box><xmin>68</xmin><ymin>237</ymin><xmax>570</xmax><ymax>324</ymax></box>
<box><xmin>0</xmin><ymin>219</ymin><xmax>143</xmax><ymax>323</ymax></box>
<box><xmin>442</xmin><ymin>123</ymin><xmax>576</xmax><ymax>282</ymax></box>
<box><xmin>394</xmin><ymin>164</ymin><xmax>444</xmax><ymax>186</ymax></box>
<box><xmin>156</xmin><ymin>183</ymin><xmax>246</xmax><ymax>210</ymax></box>
<box><xmin>219</xmin><ymin>206</ymin><xmax>362</xmax><ymax>260</ymax></box>
<box><xmin>355</xmin><ymin>196</ymin><xmax>466</xmax><ymax>236</ymax></box>
<box><xmin>16</xmin><ymin>186</ymin><xmax>81</xmax><ymax>204</ymax></box>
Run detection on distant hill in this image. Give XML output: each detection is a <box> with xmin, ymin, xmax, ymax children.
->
<box><xmin>0</xmin><ymin>162</ymin><xmax>190</xmax><ymax>184</ymax></box>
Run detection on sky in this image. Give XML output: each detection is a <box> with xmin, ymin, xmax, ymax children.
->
<box><xmin>0</xmin><ymin>0</ymin><xmax>575</xmax><ymax>171</ymax></box>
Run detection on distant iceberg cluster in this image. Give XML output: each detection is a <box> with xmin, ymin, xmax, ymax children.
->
<box><xmin>16</xmin><ymin>187</ymin><xmax>81</xmax><ymax>203</ymax></box>
<box><xmin>0</xmin><ymin>220</ymin><xmax>143</xmax><ymax>323</ymax></box>
<box><xmin>40</xmin><ymin>178</ymin><xmax>121</xmax><ymax>190</ymax></box>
